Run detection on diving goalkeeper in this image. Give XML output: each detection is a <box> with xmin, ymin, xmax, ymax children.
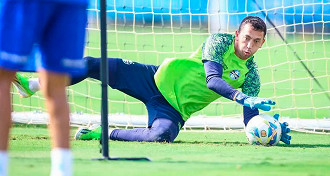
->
<box><xmin>13</xmin><ymin>16</ymin><xmax>291</xmax><ymax>144</ymax></box>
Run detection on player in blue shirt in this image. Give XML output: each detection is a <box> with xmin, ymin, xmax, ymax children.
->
<box><xmin>0</xmin><ymin>0</ymin><xmax>88</xmax><ymax>175</ymax></box>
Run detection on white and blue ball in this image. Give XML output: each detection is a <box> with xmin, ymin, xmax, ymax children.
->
<box><xmin>245</xmin><ymin>114</ymin><xmax>282</xmax><ymax>146</ymax></box>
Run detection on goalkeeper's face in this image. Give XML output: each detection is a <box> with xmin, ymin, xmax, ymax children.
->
<box><xmin>234</xmin><ymin>23</ymin><xmax>265</xmax><ymax>60</ymax></box>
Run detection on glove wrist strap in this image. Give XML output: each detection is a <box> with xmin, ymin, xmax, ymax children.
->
<box><xmin>235</xmin><ymin>92</ymin><xmax>247</xmax><ymax>104</ymax></box>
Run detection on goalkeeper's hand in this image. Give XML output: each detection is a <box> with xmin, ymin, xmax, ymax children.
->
<box><xmin>234</xmin><ymin>92</ymin><xmax>275</xmax><ymax>111</ymax></box>
<box><xmin>274</xmin><ymin>114</ymin><xmax>291</xmax><ymax>144</ymax></box>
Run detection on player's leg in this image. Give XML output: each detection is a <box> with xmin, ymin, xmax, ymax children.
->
<box><xmin>75</xmin><ymin>118</ymin><xmax>180</xmax><ymax>142</ymax></box>
<box><xmin>12</xmin><ymin>56</ymin><xmax>114</xmax><ymax>98</ymax></box>
<box><xmin>12</xmin><ymin>53</ymin><xmax>88</xmax><ymax>97</ymax></box>
<box><xmin>0</xmin><ymin>1</ymin><xmax>44</xmax><ymax>175</ymax></box>
<box><xmin>38</xmin><ymin>71</ymin><xmax>73</xmax><ymax>176</ymax></box>
<box><xmin>110</xmin><ymin>118</ymin><xmax>180</xmax><ymax>142</ymax></box>
<box><xmin>76</xmin><ymin>95</ymin><xmax>184</xmax><ymax>142</ymax></box>
<box><xmin>12</xmin><ymin>60</ymin><xmax>84</xmax><ymax>97</ymax></box>
<box><xmin>39</xmin><ymin>71</ymin><xmax>71</xmax><ymax>147</ymax></box>
<box><xmin>110</xmin><ymin>95</ymin><xmax>184</xmax><ymax>142</ymax></box>
<box><xmin>13</xmin><ymin>56</ymin><xmax>160</xmax><ymax>101</ymax></box>
<box><xmin>77</xmin><ymin>57</ymin><xmax>160</xmax><ymax>103</ymax></box>
<box><xmin>73</xmin><ymin>59</ymin><xmax>185</xmax><ymax>142</ymax></box>
<box><xmin>69</xmin><ymin>56</ymin><xmax>102</xmax><ymax>85</ymax></box>
<box><xmin>39</xmin><ymin>2</ymin><xmax>87</xmax><ymax>176</ymax></box>
<box><xmin>13</xmin><ymin>56</ymin><xmax>117</xmax><ymax>97</ymax></box>
<box><xmin>0</xmin><ymin>69</ymin><xmax>15</xmax><ymax>176</ymax></box>
<box><xmin>0</xmin><ymin>70</ymin><xmax>15</xmax><ymax>149</ymax></box>
<box><xmin>12</xmin><ymin>73</ymin><xmax>39</xmax><ymax>97</ymax></box>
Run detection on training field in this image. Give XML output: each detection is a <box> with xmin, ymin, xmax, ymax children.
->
<box><xmin>9</xmin><ymin>125</ymin><xmax>330</xmax><ymax>176</ymax></box>
<box><xmin>7</xmin><ymin>1</ymin><xmax>329</xmax><ymax>175</ymax></box>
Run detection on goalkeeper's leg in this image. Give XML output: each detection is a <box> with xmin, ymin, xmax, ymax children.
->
<box><xmin>74</xmin><ymin>58</ymin><xmax>185</xmax><ymax>142</ymax></box>
<box><xmin>75</xmin><ymin>118</ymin><xmax>180</xmax><ymax>142</ymax></box>
<box><xmin>13</xmin><ymin>56</ymin><xmax>115</xmax><ymax>97</ymax></box>
<box><xmin>110</xmin><ymin>118</ymin><xmax>180</xmax><ymax>142</ymax></box>
<box><xmin>109</xmin><ymin>95</ymin><xmax>184</xmax><ymax>142</ymax></box>
<box><xmin>13</xmin><ymin>74</ymin><xmax>40</xmax><ymax>98</ymax></box>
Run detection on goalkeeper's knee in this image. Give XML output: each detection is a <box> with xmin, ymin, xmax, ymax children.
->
<box><xmin>147</xmin><ymin>129</ymin><xmax>173</xmax><ymax>143</ymax></box>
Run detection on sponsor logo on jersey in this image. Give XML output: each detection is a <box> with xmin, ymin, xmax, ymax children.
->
<box><xmin>122</xmin><ymin>59</ymin><xmax>134</xmax><ymax>65</ymax></box>
<box><xmin>229</xmin><ymin>70</ymin><xmax>240</xmax><ymax>80</ymax></box>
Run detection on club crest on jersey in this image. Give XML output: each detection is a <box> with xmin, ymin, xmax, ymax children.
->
<box><xmin>122</xmin><ymin>59</ymin><xmax>134</xmax><ymax>65</ymax></box>
<box><xmin>229</xmin><ymin>70</ymin><xmax>240</xmax><ymax>80</ymax></box>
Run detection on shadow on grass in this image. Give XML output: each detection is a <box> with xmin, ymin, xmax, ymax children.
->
<box><xmin>174</xmin><ymin>140</ymin><xmax>330</xmax><ymax>148</ymax></box>
<box><xmin>277</xmin><ymin>143</ymin><xmax>330</xmax><ymax>148</ymax></box>
<box><xmin>173</xmin><ymin>140</ymin><xmax>249</xmax><ymax>146</ymax></box>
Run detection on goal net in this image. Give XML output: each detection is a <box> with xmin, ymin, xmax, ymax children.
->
<box><xmin>12</xmin><ymin>0</ymin><xmax>330</xmax><ymax>132</ymax></box>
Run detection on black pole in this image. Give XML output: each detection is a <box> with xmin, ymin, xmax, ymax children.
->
<box><xmin>100</xmin><ymin>0</ymin><xmax>109</xmax><ymax>159</ymax></box>
<box><xmin>95</xmin><ymin>0</ymin><xmax>150</xmax><ymax>161</ymax></box>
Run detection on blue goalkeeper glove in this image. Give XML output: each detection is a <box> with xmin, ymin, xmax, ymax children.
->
<box><xmin>235</xmin><ymin>92</ymin><xmax>276</xmax><ymax>111</ymax></box>
<box><xmin>274</xmin><ymin>114</ymin><xmax>291</xmax><ymax>144</ymax></box>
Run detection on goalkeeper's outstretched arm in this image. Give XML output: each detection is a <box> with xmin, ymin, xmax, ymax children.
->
<box><xmin>203</xmin><ymin>60</ymin><xmax>273</xmax><ymax>125</ymax></box>
<box><xmin>203</xmin><ymin>60</ymin><xmax>274</xmax><ymax>110</ymax></box>
<box><xmin>203</xmin><ymin>60</ymin><xmax>291</xmax><ymax>144</ymax></box>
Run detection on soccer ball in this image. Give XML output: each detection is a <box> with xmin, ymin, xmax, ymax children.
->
<box><xmin>245</xmin><ymin>114</ymin><xmax>282</xmax><ymax>146</ymax></box>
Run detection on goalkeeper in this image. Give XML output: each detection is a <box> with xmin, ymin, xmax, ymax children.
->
<box><xmin>14</xmin><ymin>16</ymin><xmax>291</xmax><ymax>144</ymax></box>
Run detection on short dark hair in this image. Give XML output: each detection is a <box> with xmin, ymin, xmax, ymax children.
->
<box><xmin>238</xmin><ymin>16</ymin><xmax>267</xmax><ymax>37</ymax></box>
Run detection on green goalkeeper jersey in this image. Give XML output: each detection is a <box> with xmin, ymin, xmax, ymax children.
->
<box><xmin>154</xmin><ymin>33</ymin><xmax>260</xmax><ymax>121</ymax></box>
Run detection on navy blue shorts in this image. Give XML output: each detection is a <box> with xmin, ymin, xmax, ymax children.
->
<box><xmin>0</xmin><ymin>0</ymin><xmax>87</xmax><ymax>76</ymax></box>
<box><xmin>77</xmin><ymin>57</ymin><xmax>185</xmax><ymax>129</ymax></box>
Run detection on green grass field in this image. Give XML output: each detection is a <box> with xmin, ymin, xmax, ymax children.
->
<box><xmin>9</xmin><ymin>125</ymin><xmax>330</xmax><ymax>176</ymax></box>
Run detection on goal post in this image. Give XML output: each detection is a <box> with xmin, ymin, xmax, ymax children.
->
<box><xmin>11</xmin><ymin>0</ymin><xmax>330</xmax><ymax>132</ymax></box>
